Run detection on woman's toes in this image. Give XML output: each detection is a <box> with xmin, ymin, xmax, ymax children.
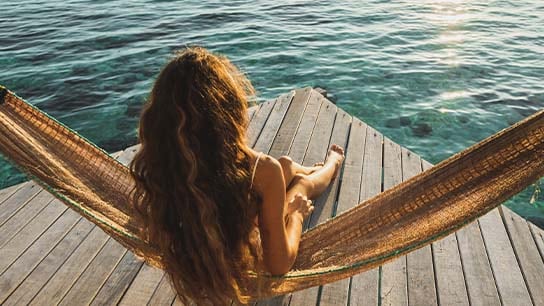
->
<box><xmin>330</xmin><ymin>144</ymin><xmax>345</xmax><ymax>156</ymax></box>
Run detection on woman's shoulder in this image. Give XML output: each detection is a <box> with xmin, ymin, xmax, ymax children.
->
<box><xmin>253</xmin><ymin>153</ymin><xmax>281</xmax><ymax>174</ymax></box>
<box><xmin>252</xmin><ymin>153</ymin><xmax>283</xmax><ymax>193</ymax></box>
<box><xmin>253</xmin><ymin>154</ymin><xmax>285</xmax><ymax>204</ymax></box>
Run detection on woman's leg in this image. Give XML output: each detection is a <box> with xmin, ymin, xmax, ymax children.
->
<box><xmin>278</xmin><ymin>156</ymin><xmax>323</xmax><ymax>189</ymax></box>
<box><xmin>285</xmin><ymin>145</ymin><xmax>344</xmax><ymax>202</ymax></box>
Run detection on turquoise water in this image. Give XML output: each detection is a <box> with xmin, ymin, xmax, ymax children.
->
<box><xmin>0</xmin><ymin>1</ymin><xmax>543</xmax><ymax>220</ymax></box>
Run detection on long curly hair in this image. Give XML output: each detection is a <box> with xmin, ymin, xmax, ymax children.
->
<box><xmin>129</xmin><ymin>47</ymin><xmax>260</xmax><ymax>305</ymax></box>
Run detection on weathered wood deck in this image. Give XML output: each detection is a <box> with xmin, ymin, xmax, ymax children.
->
<box><xmin>1</xmin><ymin>87</ymin><xmax>544</xmax><ymax>305</ymax></box>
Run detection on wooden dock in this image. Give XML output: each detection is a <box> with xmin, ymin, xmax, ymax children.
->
<box><xmin>1</xmin><ymin>87</ymin><xmax>544</xmax><ymax>305</ymax></box>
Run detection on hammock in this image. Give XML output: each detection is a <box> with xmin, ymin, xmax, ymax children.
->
<box><xmin>0</xmin><ymin>85</ymin><xmax>543</xmax><ymax>298</ymax></box>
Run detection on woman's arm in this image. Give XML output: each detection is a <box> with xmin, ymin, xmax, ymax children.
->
<box><xmin>254</xmin><ymin>155</ymin><xmax>311</xmax><ymax>275</ymax></box>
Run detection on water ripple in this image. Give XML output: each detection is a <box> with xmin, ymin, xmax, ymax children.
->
<box><xmin>0</xmin><ymin>0</ymin><xmax>543</xmax><ymax>217</ymax></box>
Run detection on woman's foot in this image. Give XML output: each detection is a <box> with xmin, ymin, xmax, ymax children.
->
<box><xmin>325</xmin><ymin>144</ymin><xmax>345</xmax><ymax>180</ymax></box>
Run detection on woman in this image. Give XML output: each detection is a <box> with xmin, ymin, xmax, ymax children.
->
<box><xmin>129</xmin><ymin>46</ymin><xmax>344</xmax><ymax>305</ymax></box>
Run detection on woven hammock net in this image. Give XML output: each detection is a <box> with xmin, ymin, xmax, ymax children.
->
<box><xmin>0</xmin><ymin>85</ymin><xmax>543</xmax><ymax>298</ymax></box>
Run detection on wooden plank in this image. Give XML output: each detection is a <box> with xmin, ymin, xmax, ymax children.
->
<box><xmin>422</xmin><ymin>160</ymin><xmax>469</xmax><ymax>306</ymax></box>
<box><xmin>403</xmin><ymin>150</ymin><xmax>437</xmax><ymax>306</ymax></box>
<box><xmin>501</xmin><ymin>206</ymin><xmax>544</xmax><ymax>305</ymax></box>
<box><xmin>529</xmin><ymin>222</ymin><xmax>544</xmax><ymax>261</ymax></box>
<box><xmin>456</xmin><ymin>221</ymin><xmax>501</xmax><ymax>306</ymax></box>
<box><xmin>248</xmin><ymin>104</ymin><xmax>260</xmax><ymax>122</ymax></box>
<box><xmin>1</xmin><ymin>216</ymin><xmax>93</xmax><ymax>305</ymax></box>
<box><xmin>0</xmin><ymin>182</ymin><xmax>25</xmax><ymax>206</ymax></box>
<box><xmin>318</xmin><ymin>116</ymin><xmax>364</xmax><ymax>306</ymax></box>
<box><xmin>90</xmin><ymin>251</ymin><xmax>143</xmax><ymax>305</ymax></box>
<box><xmin>349</xmin><ymin>126</ymin><xmax>384</xmax><ymax>306</ymax></box>
<box><xmin>268</xmin><ymin>87</ymin><xmax>313</xmax><ymax>159</ymax></box>
<box><xmin>478</xmin><ymin>208</ymin><xmax>532</xmax><ymax>305</ymax></box>
<box><xmin>247</xmin><ymin>99</ymin><xmax>276</xmax><ymax>147</ymax></box>
<box><xmin>276</xmin><ymin>89</ymin><xmax>320</xmax><ymax>162</ymax></box>
<box><xmin>0</xmin><ymin>199</ymin><xmax>67</xmax><ymax>274</ymax></box>
<box><xmin>253</xmin><ymin>91</ymin><xmax>295</xmax><ymax>153</ymax></box>
<box><xmin>147</xmin><ymin>273</ymin><xmax>177</xmax><ymax>305</ymax></box>
<box><xmin>380</xmin><ymin>137</ymin><xmax>407</xmax><ymax>306</ymax></box>
<box><xmin>118</xmin><ymin>265</ymin><xmax>164</xmax><ymax>305</ymax></box>
<box><xmin>0</xmin><ymin>182</ymin><xmax>41</xmax><ymax>225</ymax></box>
<box><xmin>432</xmin><ymin>233</ymin><xmax>470</xmax><ymax>306</ymax></box>
<box><xmin>358</xmin><ymin>127</ymin><xmax>384</xmax><ymax>208</ymax></box>
<box><xmin>333</xmin><ymin>119</ymin><xmax>367</xmax><ymax>215</ymax></box>
<box><xmin>56</xmin><ymin>238</ymin><xmax>127</xmax><ymax>305</ymax></box>
<box><xmin>0</xmin><ymin>190</ymin><xmax>55</xmax><ymax>246</ymax></box>
<box><xmin>29</xmin><ymin>226</ymin><xmax>110</xmax><ymax>305</ymax></box>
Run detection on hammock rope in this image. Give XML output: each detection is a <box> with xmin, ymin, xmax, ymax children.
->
<box><xmin>0</xmin><ymin>85</ymin><xmax>542</xmax><ymax>297</ymax></box>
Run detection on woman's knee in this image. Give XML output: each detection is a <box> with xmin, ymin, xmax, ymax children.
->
<box><xmin>290</xmin><ymin>174</ymin><xmax>315</xmax><ymax>194</ymax></box>
<box><xmin>278</xmin><ymin>156</ymin><xmax>293</xmax><ymax>169</ymax></box>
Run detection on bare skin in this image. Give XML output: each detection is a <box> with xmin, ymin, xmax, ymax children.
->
<box><xmin>250</xmin><ymin>145</ymin><xmax>345</xmax><ymax>275</ymax></box>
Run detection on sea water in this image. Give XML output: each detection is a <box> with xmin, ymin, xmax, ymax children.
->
<box><xmin>0</xmin><ymin>0</ymin><xmax>542</xmax><ymax>220</ymax></box>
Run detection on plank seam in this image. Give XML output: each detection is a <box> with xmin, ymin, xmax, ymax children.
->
<box><xmin>497</xmin><ymin>206</ymin><xmax>537</xmax><ymax>305</ymax></box>
<box><xmin>2</xmin><ymin>216</ymin><xmax>89</xmax><ymax>304</ymax></box>
<box><xmin>115</xmin><ymin>257</ymin><xmax>149</xmax><ymax>303</ymax></box>
<box><xmin>258</xmin><ymin>92</ymin><xmax>296</xmax><ymax>153</ymax></box>
<box><xmin>0</xmin><ymin>185</ymin><xmax>43</xmax><ymax>228</ymax></box>
<box><xmin>287</xmin><ymin>89</ymin><xmax>317</xmax><ymax>159</ymax></box>
<box><xmin>528</xmin><ymin>222</ymin><xmax>544</xmax><ymax>263</ymax></box>
<box><xmin>307</xmin><ymin>107</ymin><xmax>339</xmax><ymax>227</ymax></box>
<box><xmin>0</xmin><ymin>182</ymin><xmax>26</xmax><ymax>207</ymax></box>
<box><xmin>453</xmin><ymin>231</ymin><xmax>472</xmax><ymax>306</ymax></box>
<box><xmin>249</xmin><ymin>100</ymin><xmax>277</xmax><ymax>148</ymax></box>
<box><xmin>0</xmin><ymin>195</ymin><xmax>56</xmax><ymax>249</ymax></box>
<box><xmin>248</xmin><ymin>104</ymin><xmax>261</xmax><ymax>122</ymax></box>
<box><xmin>476</xmin><ymin>219</ymin><xmax>504</xmax><ymax>305</ymax></box>
<box><xmin>147</xmin><ymin>272</ymin><xmax>168</xmax><ymax>305</ymax></box>
<box><xmin>377</xmin><ymin>137</ymin><xmax>385</xmax><ymax>306</ymax></box>
<box><xmin>347</xmin><ymin>276</ymin><xmax>353</xmax><ymax>306</ymax></box>
<box><xmin>316</xmin><ymin>285</ymin><xmax>323</xmax><ymax>306</ymax></box>
<box><xmin>54</xmin><ymin>236</ymin><xmax>115</xmax><ymax>304</ymax></box>
<box><xmin>315</xmin><ymin>109</ymin><xmax>343</xmax><ymax>305</ymax></box>
<box><xmin>19</xmin><ymin>223</ymin><xmax>100</xmax><ymax>305</ymax></box>
<box><xmin>0</xmin><ymin>204</ymin><xmax>70</xmax><ymax>275</ymax></box>
<box><xmin>423</xmin><ymin>158</ymin><xmax>440</xmax><ymax>306</ymax></box>
<box><xmin>399</xmin><ymin>151</ymin><xmax>410</xmax><ymax>306</ymax></box>
<box><xmin>328</xmin><ymin>117</ymin><xmax>364</xmax><ymax>306</ymax></box>
<box><xmin>88</xmin><ymin>248</ymin><xmax>134</xmax><ymax>304</ymax></box>
<box><xmin>331</xmin><ymin>118</ymin><xmax>356</xmax><ymax>218</ymax></box>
